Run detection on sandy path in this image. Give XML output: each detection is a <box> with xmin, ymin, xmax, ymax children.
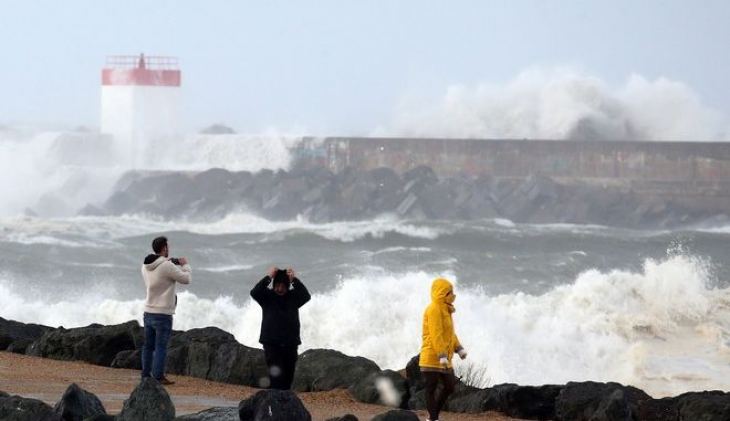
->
<box><xmin>0</xmin><ymin>352</ymin><xmax>522</xmax><ymax>420</ymax></box>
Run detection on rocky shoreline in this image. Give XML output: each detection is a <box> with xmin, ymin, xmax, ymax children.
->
<box><xmin>2</xmin><ymin>317</ymin><xmax>730</xmax><ymax>420</ymax></box>
<box><xmin>79</xmin><ymin>166</ymin><xmax>730</xmax><ymax>230</ymax></box>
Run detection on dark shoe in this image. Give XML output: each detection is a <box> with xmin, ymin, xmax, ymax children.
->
<box><xmin>157</xmin><ymin>376</ymin><xmax>175</xmax><ymax>385</ymax></box>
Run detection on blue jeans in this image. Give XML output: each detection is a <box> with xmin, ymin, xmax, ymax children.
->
<box><xmin>141</xmin><ymin>312</ymin><xmax>173</xmax><ymax>380</ymax></box>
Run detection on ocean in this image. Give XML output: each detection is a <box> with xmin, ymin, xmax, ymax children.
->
<box><xmin>1</xmin><ymin>129</ymin><xmax>729</xmax><ymax>398</ymax></box>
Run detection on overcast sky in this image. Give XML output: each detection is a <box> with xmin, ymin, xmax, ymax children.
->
<box><xmin>1</xmin><ymin>0</ymin><xmax>728</xmax><ymax>135</ymax></box>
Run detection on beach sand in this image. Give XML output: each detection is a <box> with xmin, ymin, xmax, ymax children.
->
<box><xmin>0</xmin><ymin>352</ymin><xmax>523</xmax><ymax>420</ymax></box>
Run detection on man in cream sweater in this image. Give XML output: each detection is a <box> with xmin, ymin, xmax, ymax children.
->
<box><xmin>141</xmin><ymin>236</ymin><xmax>192</xmax><ymax>385</ymax></box>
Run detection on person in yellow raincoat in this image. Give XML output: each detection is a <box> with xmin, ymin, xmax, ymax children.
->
<box><xmin>419</xmin><ymin>277</ymin><xmax>468</xmax><ymax>421</ymax></box>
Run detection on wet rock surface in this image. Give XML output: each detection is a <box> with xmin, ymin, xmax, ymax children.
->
<box><xmin>238</xmin><ymin>390</ymin><xmax>311</xmax><ymax>421</ymax></box>
<box><xmin>91</xmin><ymin>167</ymin><xmax>721</xmax><ymax>229</ymax></box>
<box><xmin>7</xmin><ymin>318</ymin><xmax>730</xmax><ymax>420</ymax></box>
<box><xmin>293</xmin><ymin>349</ymin><xmax>381</xmax><ymax>392</ymax></box>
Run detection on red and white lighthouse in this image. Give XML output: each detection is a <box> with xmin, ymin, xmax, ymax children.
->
<box><xmin>101</xmin><ymin>54</ymin><xmax>181</xmax><ymax>166</ymax></box>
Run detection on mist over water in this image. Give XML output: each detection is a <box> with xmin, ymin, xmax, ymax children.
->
<box><xmin>0</xmin><ymin>128</ymin><xmax>305</xmax><ymax>217</ymax></box>
<box><xmin>384</xmin><ymin>68</ymin><xmax>729</xmax><ymax>141</ymax></box>
<box><xmin>2</xmin><ymin>68</ymin><xmax>730</xmax><ymax>398</ymax></box>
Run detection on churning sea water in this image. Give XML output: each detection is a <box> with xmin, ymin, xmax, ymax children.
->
<box><xmin>1</xmin><ymin>129</ymin><xmax>730</xmax><ymax>397</ymax></box>
<box><xmin>1</xmin><ymin>213</ymin><xmax>730</xmax><ymax>397</ymax></box>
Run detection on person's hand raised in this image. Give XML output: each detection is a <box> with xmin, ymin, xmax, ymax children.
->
<box><xmin>268</xmin><ymin>267</ymin><xmax>278</xmax><ymax>279</ymax></box>
<box><xmin>287</xmin><ymin>268</ymin><xmax>296</xmax><ymax>283</ymax></box>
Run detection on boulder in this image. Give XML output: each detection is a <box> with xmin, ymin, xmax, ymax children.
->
<box><xmin>77</xmin><ymin>204</ymin><xmax>108</xmax><ymax>217</ymax></box>
<box><xmin>370</xmin><ymin>409</ymin><xmax>419</xmax><ymax>421</ymax></box>
<box><xmin>348</xmin><ymin>369</ymin><xmax>410</xmax><ymax>409</ymax></box>
<box><xmin>117</xmin><ymin>378</ymin><xmax>175</xmax><ymax>421</ymax></box>
<box><xmin>405</xmin><ymin>356</ymin><xmax>560</xmax><ymax>417</ymax></box>
<box><xmin>402</xmin><ymin>166</ymin><xmax>438</xmax><ymax>188</ymax></box>
<box><xmin>0</xmin><ymin>317</ymin><xmax>54</xmax><ymax>352</ymax></box>
<box><xmin>103</xmin><ymin>190</ymin><xmax>137</xmax><ymax>216</ymax></box>
<box><xmin>293</xmin><ymin>349</ymin><xmax>380</xmax><ymax>392</ymax></box>
<box><xmin>92</xmin><ymin>164</ymin><xmax>711</xmax><ymax>228</ymax></box>
<box><xmin>167</xmin><ymin>327</ymin><xmax>238</xmax><ymax>378</ymax></box>
<box><xmin>262</xmin><ymin>174</ymin><xmax>312</xmax><ymax>219</ymax></box>
<box><xmin>0</xmin><ymin>394</ymin><xmax>61</xmax><ymax>421</ymax></box>
<box><xmin>676</xmin><ymin>391</ymin><xmax>730</xmax><ymax>421</ymax></box>
<box><xmin>404</xmin><ymin>355</ymin><xmax>423</xmax><ymax>391</ymax></box>
<box><xmin>27</xmin><ymin>321</ymin><xmax>141</xmax><ymax>367</ymax></box>
<box><xmin>188</xmin><ymin>169</ymin><xmax>248</xmax><ymax>218</ymax></box>
<box><xmin>206</xmin><ymin>342</ymin><xmax>268</xmax><ymax>387</ymax></box>
<box><xmin>166</xmin><ymin>327</ymin><xmax>267</xmax><ymax>387</ymax></box>
<box><xmin>635</xmin><ymin>391</ymin><xmax>730</xmax><ymax>421</ymax></box>
<box><xmin>6</xmin><ymin>339</ymin><xmax>37</xmax><ymax>354</ymax></box>
<box><xmin>53</xmin><ymin>383</ymin><xmax>106</xmax><ymax>421</ymax></box>
<box><xmin>369</xmin><ymin>167</ymin><xmax>404</xmax><ymax>213</ymax></box>
<box><xmin>325</xmin><ymin>415</ymin><xmax>359</xmax><ymax>421</ymax></box>
<box><xmin>554</xmin><ymin>381</ymin><xmax>651</xmax><ymax>421</ymax></box>
<box><xmin>111</xmin><ymin>349</ymin><xmax>141</xmax><ymax>370</ymax></box>
<box><xmin>174</xmin><ymin>407</ymin><xmax>238</xmax><ymax>420</ymax></box>
<box><xmin>332</xmin><ymin>170</ymin><xmax>380</xmax><ymax>219</ymax></box>
<box><xmin>635</xmin><ymin>396</ymin><xmax>677</xmax><ymax>421</ymax></box>
<box><xmin>497</xmin><ymin>175</ymin><xmax>560</xmax><ymax>221</ymax></box>
<box><xmin>441</xmin><ymin>387</ymin><xmax>489</xmax><ymax>413</ymax></box>
<box><xmin>111</xmin><ymin>327</ymin><xmax>267</xmax><ymax>387</ymax></box>
<box><xmin>404</xmin><ymin>355</ymin><xmax>425</xmax><ymax>410</ymax></box>
<box><xmin>595</xmin><ymin>388</ymin><xmax>636</xmax><ymax>421</ymax></box>
<box><xmin>442</xmin><ymin>383</ymin><xmax>562</xmax><ymax>419</ymax></box>
<box><xmin>238</xmin><ymin>390</ymin><xmax>311</xmax><ymax>421</ymax></box>
<box><xmin>461</xmin><ymin>182</ymin><xmax>500</xmax><ymax>220</ymax></box>
<box><xmin>484</xmin><ymin>384</ymin><xmax>562</xmax><ymax>420</ymax></box>
<box><xmin>418</xmin><ymin>181</ymin><xmax>458</xmax><ymax>219</ymax></box>
<box><xmin>407</xmin><ymin>381</ymin><xmax>476</xmax><ymax>412</ymax></box>
<box><xmin>199</xmin><ymin>124</ymin><xmax>235</xmax><ymax>134</ymax></box>
<box><xmin>84</xmin><ymin>414</ymin><xmax>117</xmax><ymax>421</ymax></box>
<box><xmin>104</xmin><ymin>172</ymin><xmax>195</xmax><ymax>218</ymax></box>
<box><xmin>246</xmin><ymin>170</ymin><xmax>277</xmax><ymax>210</ymax></box>
<box><xmin>395</xmin><ymin>193</ymin><xmax>420</xmax><ymax>217</ymax></box>
<box><xmin>81</xmin><ymin>414</ymin><xmax>115</xmax><ymax>421</ymax></box>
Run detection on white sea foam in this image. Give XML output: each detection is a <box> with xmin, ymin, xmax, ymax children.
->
<box><xmin>200</xmin><ymin>264</ymin><xmax>255</xmax><ymax>273</ymax></box>
<box><xmin>177</xmin><ymin>213</ymin><xmax>445</xmax><ymax>242</ymax></box>
<box><xmin>1</xmin><ymin>254</ymin><xmax>729</xmax><ymax>397</ymax></box>
<box><xmin>0</xmin><ymin>129</ymin><xmax>304</xmax><ymax>218</ymax></box>
<box><xmin>151</xmin><ymin>132</ymin><xmax>303</xmax><ymax>172</ymax></box>
<box><xmin>385</xmin><ymin>67</ymin><xmax>729</xmax><ymax>141</ymax></box>
<box><xmin>0</xmin><ymin>214</ymin><xmax>447</xmax><ymax>245</ymax></box>
<box><xmin>370</xmin><ymin>246</ymin><xmax>432</xmax><ymax>256</ymax></box>
<box><xmin>696</xmin><ymin>224</ymin><xmax>730</xmax><ymax>235</ymax></box>
<box><xmin>493</xmin><ymin>218</ymin><xmax>516</xmax><ymax>228</ymax></box>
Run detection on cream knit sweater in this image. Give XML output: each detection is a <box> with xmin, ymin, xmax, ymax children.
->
<box><xmin>141</xmin><ymin>256</ymin><xmax>192</xmax><ymax>315</ymax></box>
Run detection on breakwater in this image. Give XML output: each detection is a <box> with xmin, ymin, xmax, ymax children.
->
<box><xmin>293</xmin><ymin>137</ymin><xmax>730</xmax><ymax>214</ymax></box>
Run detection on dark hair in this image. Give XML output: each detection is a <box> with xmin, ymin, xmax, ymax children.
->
<box><xmin>272</xmin><ymin>269</ymin><xmax>289</xmax><ymax>286</ymax></box>
<box><xmin>152</xmin><ymin>236</ymin><xmax>168</xmax><ymax>254</ymax></box>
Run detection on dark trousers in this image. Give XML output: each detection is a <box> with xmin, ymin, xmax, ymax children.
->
<box><xmin>263</xmin><ymin>344</ymin><xmax>298</xmax><ymax>390</ymax></box>
<box><xmin>423</xmin><ymin>371</ymin><xmax>456</xmax><ymax>420</ymax></box>
<box><xmin>141</xmin><ymin>312</ymin><xmax>173</xmax><ymax>380</ymax></box>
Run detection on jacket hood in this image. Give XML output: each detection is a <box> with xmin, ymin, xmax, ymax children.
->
<box><xmin>143</xmin><ymin>254</ymin><xmax>167</xmax><ymax>271</ymax></box>
<box><xmin>430</xmin><ymin>278</ymin><xmax>453</xmax><ymax>303</ymax></box>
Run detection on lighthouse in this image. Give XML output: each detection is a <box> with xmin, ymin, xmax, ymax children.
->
<box><xmin>100</xmin><ymin>54</ymin><xmax>181</xmax><ymax>167</ymax></box>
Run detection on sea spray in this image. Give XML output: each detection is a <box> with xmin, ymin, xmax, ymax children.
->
<box><xmin>2</xmin><ymin>255</ymin><xmax>729</xmax><ymax>397</ymax></box>
<box><xmin>385</xmin><ymin>67</ymin><xmax>729</xmax><ymax>141</ymax></box>
<box><xmin>0</xmin><ymin>130</ymin><xmax>305</xmax><ymax>217</ymax></box>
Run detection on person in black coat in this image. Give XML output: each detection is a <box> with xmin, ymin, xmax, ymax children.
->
<box><xmin>250</xmin><ymin>266</ymin><xmax>311</xmax><ymax>390</ymax></box>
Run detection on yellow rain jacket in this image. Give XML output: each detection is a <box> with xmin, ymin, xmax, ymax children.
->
<box><xmin>419</xmin><ymin>278</ymin><xmax>463</xmax><ymax>371</ymax></box>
